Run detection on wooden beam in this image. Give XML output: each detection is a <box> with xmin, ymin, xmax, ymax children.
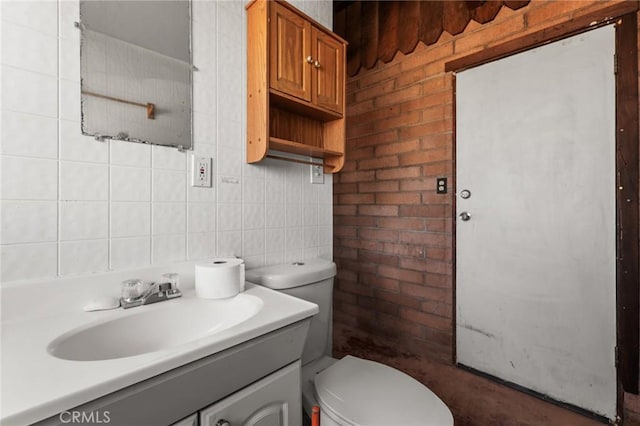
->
<box><xmin>418</xmin><ymin>1</ymin><xmax>444</xmax><ymax>46</ymax></box>
<box><xmin>443</xmin><ymin>0</ymin><xmax>471</xmax><ymax>35</ymax></box>
<box><xmin>471</xmin><ymin>0</ymin><xmax>503</xmax><ymax>24</ymax></box>
<box><xmin>615</xmin><ymin>12</ymin><xmax>640</xmax><ymax>395</ymax></box>
<box><xmin>361</xmin><ymin>1</ymin><xmax>379</xmax><ymax>69</ymax></box>
<box><xmin>378</xmin><ymin>1</ymin><xmax>400</xmax><ymax>63</ymax></box>
<box><xmin>445</xmin><ymin>1</ymin><xmax>638</xmax><ymax>72</ymax></box>
<box><xmin>345</xmin><ymin>1</ymin><xmax>362</xmax><ymax>76</ymax></box>
<box><xmin>398</xmin><ymin>1</ymin><xmax>421</xmax><ymax>54</ymax></box>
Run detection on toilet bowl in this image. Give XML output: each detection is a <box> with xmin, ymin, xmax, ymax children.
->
<box><xmin>246</xmin><ymin>258</ymin><xmax>454</xmax><ymax>426</ymax></box>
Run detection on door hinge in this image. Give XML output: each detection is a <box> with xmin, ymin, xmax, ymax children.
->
<box><xmin>615</xmin><ymin>346</ymin><xmax>619</xmax><ymax>367</ymax></box>
<box><xmin>614</xmin><ymin>54</ymin><xmax>618</xmax><ymax>75</ymax></box>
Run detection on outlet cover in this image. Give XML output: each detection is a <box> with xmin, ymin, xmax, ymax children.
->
<box><xmin>192</xmin><ymin>156</ymin><xmax>212</xmax><ymax>187</ymax></box>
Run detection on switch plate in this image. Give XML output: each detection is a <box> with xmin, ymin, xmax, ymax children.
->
<box><xmin>192</xmin><ymin>156</ymin><xmax>212</xmax><ymax>187</ymax></box>
<box><xmin>310</xmin><ymin>163</ymin><xmax>324</xmax><ymax>184</ymax></box>
<box><xmin>436</xmin><ymin>177</ymin><xmax>447</xmax><ymax>194</ymax></box>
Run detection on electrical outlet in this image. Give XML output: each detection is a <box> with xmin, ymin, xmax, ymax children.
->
<box><xmin>192</xmin><ymin>156</ymin><xmax>212</xmax><ymax>187</ymax></box>
<box><xmin>310</xmin><ymin>163</ymin><xmax>324</xmax><ymax>184</ymax></box>
<box><xmin>436</xmin><ymin>177</ymin><xmax>447</xmax><ymax>194</ymax></box>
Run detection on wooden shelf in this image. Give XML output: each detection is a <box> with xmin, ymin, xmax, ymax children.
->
<box><xmin>269</xmin><ymin>137</ymin><xmax>342</xmax><ymax>158</ymax></box>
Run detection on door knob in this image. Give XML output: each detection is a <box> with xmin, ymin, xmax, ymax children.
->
<box><xmin>306</xmin><ymin>56</ymin><xmax>314</xmax><ymax>64</ymax></box>
<box><xmin>314</xmin><ymin>60</ymin><xmax>321</xmax><ymax>69</ymax></box>
<box><xmin>459</xmin><ymin>212</ymin><xmax>471</xmax><ymax>221</ymax></box>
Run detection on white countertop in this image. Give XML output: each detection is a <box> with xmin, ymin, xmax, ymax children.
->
<box><xmin>1</xmin><ymin>262</ymin><xmax>318</xmax><ymax>426</ymax></box>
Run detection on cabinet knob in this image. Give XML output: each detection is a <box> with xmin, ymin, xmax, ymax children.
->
<box><xmin>314</xmin><ymin>60</ymin><xmax>321</xmax><ymax>69</ymax></box>
<box><xmin>306</xmin><ymin>56</ymin><xmax>313</xmax><ymax>64</ymax></box>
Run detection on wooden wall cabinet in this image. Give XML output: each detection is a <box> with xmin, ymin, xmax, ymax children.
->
<box><xmin>247</xmin><ymin>0</ymin><xmax>347</xmax><ymax>173</ymax></box>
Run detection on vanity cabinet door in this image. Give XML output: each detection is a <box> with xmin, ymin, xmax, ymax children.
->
<box><xmin>171</xmin><ymin>413</ymin><xmax>198</xmax><ymax>426</ymax></box>
<box><xmin>200</xmin><ymin>361</ymin><xmax>301</xmax><ymax>426</ymax></box>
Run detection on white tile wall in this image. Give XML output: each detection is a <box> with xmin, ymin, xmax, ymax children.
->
<box><xmin>0</xmin><ymin>0</ymin><xmax>334</xmax><ymax>283</ymax></box>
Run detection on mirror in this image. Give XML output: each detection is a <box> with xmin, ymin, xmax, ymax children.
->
<box><xmin>79</xmin><ymin>0</ymin><xmax>192</xmax><ymax>149</ymax></box>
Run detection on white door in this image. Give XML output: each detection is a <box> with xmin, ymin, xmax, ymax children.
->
<box><xmin>456</xmin><ymin>25</ymin><xmax>617</xmax><ymax>419</ymax></box>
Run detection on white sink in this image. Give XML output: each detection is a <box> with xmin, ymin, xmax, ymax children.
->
<box><xmin>47</xmin><ymin>295</ymin><xmax>264</xmax><ymax>361</ymax></box>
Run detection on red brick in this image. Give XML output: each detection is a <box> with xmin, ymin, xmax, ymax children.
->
<box><xmin>358</xmin><ymin>205</ymin><xmax>399</xmax><ymax>216</ymax></box>
<box><xmin>336</xmin><ymin>269</ymin><xmax>358</xmax><ymax>282</ymax></box>
<box><xmin>376</xmin><ymin>312</ymin><xmax>425</xmax><ymax>339</ymax></box>
<box><xmin>454</xmin><ymin>15</ymin><xmax>524</xmax><ymax>54</ymax></box>
<box><xmin>426</xmin><ymin>218</ymin><xmax>452</xmax><ymax>232</ymax></box>
<box><xmin>334</xmin><ymin>290</ymin><xmax>357</xmax><ymax>305</ymax></box>
<box><xmin>377</xmin><ymin>217</ymin><xmax>425</xmax><ymax>231</ymax></box>
<box><xmin>400</xmin><ymin>178</ymin><xmax>437</xmax><ymax>192</ymax></box>
<box><xmin>339</xmin><ymin>238</ymin><xmax>384</xmax><ymax>252</ymax></box>
<box><xmin>346</xmin><ymin>99</ymin><xmax>375</xmax><ymax>116</ymax></box>
<box><xmin>334</xmin><ymin>226</ymin><xmax>357</xmax><ymax>238</ymax></box>
<box><xmin>339</xmin><ymin>170</ymin><xmax>375</xmax><ymax>183</ymax></box>
<box><xmin>334</xmin><ymin>247</ymin><xmax>358</xmax><ymax>260</ymax></box>
<box><xmin>358</xmin><ymin>155</ymin><xmax>400</xmax><ymax>171</ymax></box>
<box><xmin>374</xmin><ymin>140</ymin><xmax>420</xmax><ymax>157</ymax></box>
<box><xmin>358</xmin><ymin>228</ymin><xmax>398</xmax><ymax>242</ymax></box>
<box><xmin>334</xmin><ymin>183</ymin><xmax>358</xmax><ymax>194</ymax></box>
<box><xmin>359</xmin><ymin>63</ymin><xmax>402</xmax><ymax>87</ymax></box>
<box><xmin>400</xmin><ymin>90</ymin><xmax>451</xmax><ymax>114</ymax></box>
<box><xmin>400</xmin><ymin>257</ymin><xmax>451</xmax><ymax>274</ymax></box>
<box><xmin>349</xmin><ymin>130</ymin><xmax>398</xmax><ymax>149</ymax></box>
<box><xmin>334</xmin><ymin>215</ymin><xmax>378</xmax><ymax>227</ymax></box>
<box><xmin>399</xmin><ymin>231</ymin><xmax>449</xmax><ymax>247</ymax></box>
<box><xmin>345</xmin><ymin>79</ymin><xmax>360</xmax><ymax>94</ymax></box>
<box><xmin>360</xmin><ymin>272</ymin><xmax>401</xmax><ymax>292</ymax></box>
<box><xmin>426</xmin><ymin>247</ymin><xmax>452</xmax><ymax>261</ymax></box>
<box><xmin>424</xmin><ymin>273</ymin><xmax>453</xmax><ymax>288</ymax></box>
<box><xmin>349</xmin><ymin>106</ymin><xmax>400</xmax><ymax>127</ymax></box>
<box><xmin>347</xmin><ymin>121</ymin><xmax>375</xmax><ymax>139</ymax></box>
<box><xmin>375</xmin><ymin>192</ymin><xmax>421</xmax><ymax>205</ymax></box>
<box><xmin>376</xmin><ymin>166</ymin><xmax>421</xmax><ymax>181</ymax></box>
<box><xmin>422</xmin><ymin>161</ymin><xmax>452</xmax><ymax>177</ymax></box>
<box><xmin>358</xmin><ymin>296</ymin><xmax>399</xmax><ymax>316</ymax></box>
<box><xmin>400</xmin><ymin>307</ymin><xmax>451</xmax><ymax>331</ymax></box>
<box><xmin>355</xmin><ymin>79</ymin><xmax>396</xmax><ymax>103</ymax></box>
<box><xmin>420</xmin><ymin>133</ymin><xmax>451</xmax><ymax>150</ymax></box>
<box><xmin>400</xmin><ymin>282</ymin><xmax>451</xmax><ymax>302</ymax></box>
<box><xmin>398</xmin><ymin>119</ymin><xmax>451</xmax><ymax>141</ymax></box>
<box><xmin>358</xmin><ymin>250</ymin><xmax>399</xmax><ymax>267</ymax></box>
<box><xmin>399</xmin><ymin>205</ymin><xmax>446</xmax><ymax>218</ymax></box>
<box><xmin>395</xmin><ymin>67</ymin><xmax>428</xmax><ymax>88</ymax></box>
<box><xmin>400</xmin><ymin>41</ymin><xmax>454</xmax><ymax>72</ymax></box>
<box><xmin>374</xmin><ymin>111</ymin><xmax>422</xmax><ymax>132</ymax></box>
<box><xmin>359</xmin><ymin>181</ymin><xmax>400</xmax><ymax>193</ymax></box>
<box><xmin>339</xmin><ymin>302</ymin><xmax>377</xmax><ymax>321</ymax></box>
<box><xmin>378</xmin><ymin>265</ymin><xmax>423</xmax><ymax>284</ymax></box>
<box><xmin>334</xmin><ymin>205</ymin><xmax>357</xmax><ymax>216</ymax></box>
<box><xmin>381</xmin><ymin>242</ymin><xmax>425</xmax><ymax>257</ymax></box>
<box><xmin>347</xmin><ymin>147</ymin><xmax>375</xmax><ymax>160</ymax></box>
<box><xmin>337</xmin><ymin>259</ymin><xmax>379</xmax><ymax>275</ymax></box>
<box><xmin>422</xmin><ymin>301</ymin><xmax>453</xmax><ymax>319</ymax></box>
<box><xmin>375</xmin><ymin>84</ymin><xmax>423</xmax><ymax>108</ymax></box>
<box><xmin>375</xmin><ymin>289</ymin><xmax>422</xmax><ymax>310</ymax></box>
<box><xmin>338</xmin><ymin>193</ymin><xmax>375</xmax><ymax>204</ymax></box>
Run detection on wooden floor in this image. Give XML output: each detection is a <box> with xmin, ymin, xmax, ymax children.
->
<box><xmin>333</xmin><ymin>324</ymin><xmax>606</xmax><ymax>426</ymax></box>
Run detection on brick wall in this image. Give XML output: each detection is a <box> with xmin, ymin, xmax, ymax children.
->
<box><xmin>333</xmin><ymin>0</ymin><xmax>634</xmax><ymax>365</ymax></box>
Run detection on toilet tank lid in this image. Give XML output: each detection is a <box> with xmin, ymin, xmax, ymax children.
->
<box><xmin>245</xmin><ymin>258</ymin><xmax>337</xmax><ymax>290</ymax></box>
<box><xmin>314</xmin><ymin>356</ymin><xmax>454</xmax><ymax>426</ymax></box>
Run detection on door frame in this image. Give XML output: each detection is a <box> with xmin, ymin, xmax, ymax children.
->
<box><xmin>445</xmin><ymin>4</ymin><xmax>639</xmax><ymax>421</ymax></box>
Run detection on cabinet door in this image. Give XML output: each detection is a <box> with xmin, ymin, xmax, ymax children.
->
<box><xmin>200</xmin><ymin>361</ymin><xmax>301</xmax><ymax>426</ymax></box>
<box><xmin>311</xmin><ymin>27</ymin><xmax>344</xmax><ymax>114</ymax></box>
<box><xmin>269</xmin><ymin>3</ymin><xmax>312</xmax><ymax>102</ymax></box>
<box><xmin>171</xmin><ymin>413</ymin><xmax>198</xmax><ymax>426</ymax></box>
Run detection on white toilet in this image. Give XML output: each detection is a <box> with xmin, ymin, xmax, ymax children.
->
<box><xmin>246</xmin><ymin>258</ymin><xmax>454</xmax><ymax>426</ymax></box>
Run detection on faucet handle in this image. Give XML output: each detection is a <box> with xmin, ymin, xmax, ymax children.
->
<box><xmin>158</xmin><ymin>282</ymin><xmax>172</xmax><ymax>292</ymax></box>
<box><xmin>162</xmin><ymin>272</ymin><xmax>180</xmax><ymax>290</ymax></box>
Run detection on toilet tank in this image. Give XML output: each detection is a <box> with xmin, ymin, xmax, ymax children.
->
<box><xmin>246</xmin><ymin>258</ymin><xmax>337</xmax><ymax>366</ymax></box>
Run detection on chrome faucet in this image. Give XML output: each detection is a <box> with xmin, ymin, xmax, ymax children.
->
<box><xmin>120</xmin><ymin>278</ymin><xmax>182</xmax><ymax>309</ymax></box>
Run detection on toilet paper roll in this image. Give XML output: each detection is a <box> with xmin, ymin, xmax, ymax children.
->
<box><xmin>195</xmin><ymin>258</ymin><xmax>246</xmax><ymax>299</ymax></box>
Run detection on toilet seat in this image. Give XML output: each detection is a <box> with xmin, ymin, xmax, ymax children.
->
<box><xmin>314</xmin><ymin>356</ymin><xmax>454</xmax><ymax>426</ymax></box>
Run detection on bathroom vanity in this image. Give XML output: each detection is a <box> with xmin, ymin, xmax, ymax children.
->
<box><xmin>1</xmin><ymin>262</ymin><xmax>318</xmax><ymax>426</ymax></box>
